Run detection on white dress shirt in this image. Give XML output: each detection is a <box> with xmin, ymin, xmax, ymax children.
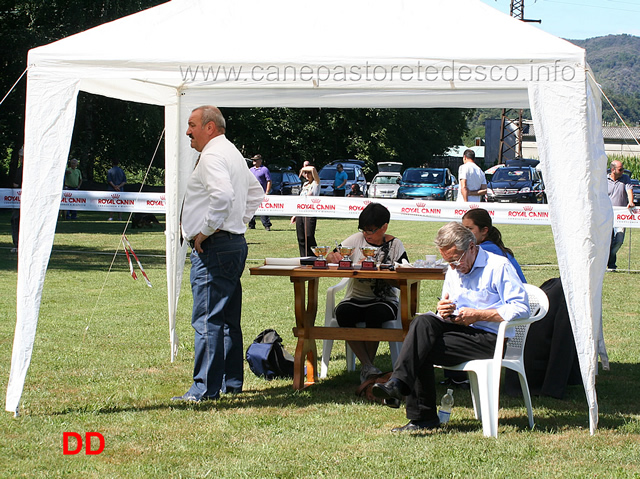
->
<box><xmin>182</xmin><ymin>135</ymin><xmax>264</xmax><ymax>240</ymax></box>
<box><xmin>442</xmin><ymin>247</ymin><xmax>529</xmax><ymax>336</ymax></box>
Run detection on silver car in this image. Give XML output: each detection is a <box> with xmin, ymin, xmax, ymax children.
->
<box><xmin>368</xmin><ymin>162</ymin><xmax>402</xmax><ymax>198</ymax></box>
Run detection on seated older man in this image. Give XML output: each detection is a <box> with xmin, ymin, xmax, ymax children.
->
<box><xmin>373</xmin><ymin>221</ymin><xmax>529</xmax><ymax>432</ymax></box>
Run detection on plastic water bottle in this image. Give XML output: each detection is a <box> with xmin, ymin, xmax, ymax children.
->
<box><xmin>438</xmin><ymin>388</ymin><xmax>454</xmax><ymax>424</ymax></box>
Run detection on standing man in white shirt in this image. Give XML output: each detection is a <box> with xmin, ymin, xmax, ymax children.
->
<box><xmin>456</xmin><ymin>149</ymin><xmax>487</xmax><ymax>202</ymax></box>
<box><xmin>173</xmin><ymin>105</ymin><xmax>264</xmax><ymax>402</ymax></box>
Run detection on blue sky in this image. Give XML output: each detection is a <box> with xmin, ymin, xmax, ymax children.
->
<box><xmin>479</xmin><ymin>0</ymin><xmax>640</xmax><ymax>39</ymax></box>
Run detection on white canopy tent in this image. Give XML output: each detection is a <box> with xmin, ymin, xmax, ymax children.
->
<box><xmin>7</xmin><ymin>0</ymin><xmax>609</xmax><ymax>433</ymax></box>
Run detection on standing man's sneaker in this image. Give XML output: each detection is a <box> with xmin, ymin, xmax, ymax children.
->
<box><xmin>391</xmin><ymin>419</ymin><xmax>440</xmax><ymax>432</ymax></box>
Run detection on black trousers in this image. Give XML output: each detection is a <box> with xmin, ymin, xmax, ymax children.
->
<box><xmin>295</xmin><ymin>216</ymin><xmax>317</xmax><ymax>257</ymax></box>
<box><xmin>392</xmin><ymin>313</ymin><xmax>497</xmax><ymax>421</ymax></box>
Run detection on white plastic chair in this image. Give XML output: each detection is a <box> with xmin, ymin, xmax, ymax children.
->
<box><xmin>437</xmin><ymin>283</ymin><xmax>549</xmax><ymax>437</ymax></box>
<box><xmin>320</xmin><ymin>278</ymin><xmax>402</xmax><ymax>378</ymax></box>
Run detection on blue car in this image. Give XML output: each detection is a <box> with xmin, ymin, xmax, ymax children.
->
<box><xmin>397</xmin><ymin>168</ymin><xmax>457</xmax><ymax>201</ymax></box>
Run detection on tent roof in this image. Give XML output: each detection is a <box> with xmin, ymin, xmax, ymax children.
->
<box><xmin>28</xmin><ymin>0</ymin><xmax>586</xmax><ymax>108</ymax></box>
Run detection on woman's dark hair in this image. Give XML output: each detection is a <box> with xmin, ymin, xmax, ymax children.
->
<box><xmin>462</xmin><ymin>208</ymin><xmax>513</xmax><ymax>257</ymax></box>
<box><xmin>358</xmin><ymin>202</ymin><xmax>390</xmax><ymax>229</ymax></box>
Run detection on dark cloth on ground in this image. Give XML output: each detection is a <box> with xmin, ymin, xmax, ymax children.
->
<box><xmin>504</xmin><ymin>277</ymin><xmax>581</xmax><ymax>399</ymax></box>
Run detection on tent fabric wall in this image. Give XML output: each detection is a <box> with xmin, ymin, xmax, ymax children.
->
<box><xmin>528</xmin><ymin>75</ymin><xmax>609</xmax><ymax>434</ymax></box>
<box><xmin>6</xmin><ymin>0</ymin><xmax>607</xmax><ymax>434</ymax></box>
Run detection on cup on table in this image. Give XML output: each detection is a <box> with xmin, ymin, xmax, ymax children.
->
<box><xmin>425</xmin><ymin>255</ymin><xmax>437</xmax><ymax>267</ymax></box>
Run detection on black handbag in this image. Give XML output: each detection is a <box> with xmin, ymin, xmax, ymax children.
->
<box><xmin>246</xmin><ymin>329</ymin><xmax>295</xmax><ymax>380</ymax></box>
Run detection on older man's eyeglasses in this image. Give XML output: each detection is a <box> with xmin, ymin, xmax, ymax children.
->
<box><xmin>448</xmin><ymin>248</ymin><xmax>468</xmax><ymax>267</ymax></box>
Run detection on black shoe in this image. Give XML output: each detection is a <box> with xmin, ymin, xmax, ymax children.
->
<box><xmin>372</xmin><ymin>378</ymin><xmax>405</xmax><ymax>404</ymax></box>
<box><xmin>383</xmin><ymin>398</ymin><xmax>401</xmax><ymax>408</ymax></box>
<box><xmin>391</xmin><ymin>419</ymin><xmax>440</xmax><ymax>433</ymax></box>
<box><xmin>265</xmin><ymin>226</ymin><xmax>271</xmax><ymax>231</ymax></box>
<box><xmin>248</xmin><ymin>225</ymin><xmax>256</xmax><ymax>229</ymax></box>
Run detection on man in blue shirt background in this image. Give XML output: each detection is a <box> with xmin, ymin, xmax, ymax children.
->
<box><xmin>248</xmin><ymin>154</ymin><xmax>272</xmax><ymax>231</ymax></box>
<box><xmin>333</xmin><ymin>163</ymin><xmax>348</xmax><ymax>196</ymax></box>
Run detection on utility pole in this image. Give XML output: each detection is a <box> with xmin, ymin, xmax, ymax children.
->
<box><xmin>498</xmin><ymin>1</ymin><xmax>541</xmax><ymax>163</ymax></box>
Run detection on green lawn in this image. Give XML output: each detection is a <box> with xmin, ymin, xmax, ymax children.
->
<box><xmin>0</xmin><ymin>211</ymin><xmax>639</xmax><ymax>478</ymax></box>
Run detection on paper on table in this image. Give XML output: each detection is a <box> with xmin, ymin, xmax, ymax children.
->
<box><xmin>258</xmin><ymin>265</ymin><xmax>299</xmax><ymax>270</ymax></box>
<box><xmin>264</xmin><ymin>257</ymin><xmax>302</xmax><ymax>266</ymax></box>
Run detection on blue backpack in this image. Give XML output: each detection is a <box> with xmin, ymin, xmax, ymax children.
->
<box><xmin>246</xmin><ymin>329</ymin><xmax>295</xmax><ymax>380</ymax></box>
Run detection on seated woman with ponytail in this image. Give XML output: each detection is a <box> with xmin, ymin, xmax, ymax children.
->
<box><xmin>462</xmin><ymin>208</ymin><xmax>526</xmax><ymax>283</ymax></box>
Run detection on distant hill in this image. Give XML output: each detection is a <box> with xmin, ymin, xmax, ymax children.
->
<box><xmin>569</xmin><ymin>34</ymin><xmax>640</xmax><ymax>97</ymax></box>
<box><xmin>569</xmin><ymin>34</ymin><xmax>640</xmax><ymax>124</ymax></box>
<box><xmin>464</xmin><ymin>33</ymin><xmax>639</xmax><ymax>143</ymax></box>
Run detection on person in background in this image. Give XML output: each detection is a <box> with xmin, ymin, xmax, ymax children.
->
<box><xmin>372</xmin><ymin>222</ymin><xmax>528</xmax><ymax>432</ymax></box>
<box><xmin>607</xmin><ymin>160</ymin><xmax>635</xmax><ymax>271</ymax></box>
<box><xmin>333</xmin><ymin>163</ymin><xmax>348</xmax><ymax>197</ymax></box>
<box><xmin>248</xmin><ymin>154</ymin><xmax>272</xmax><ymax>231</ymax></box>
<box><xmin>347</xmin><ymin>183</ymin><xmax>364</xmax><ymax>197</ymax></box>
<box><xmin>298</xmin><ymin>160</ymin><xmax>310</xmax><ymax>179</ymax></box>
<box><xmin>64</xmin><ymin>158</ymin><xmax>83</xmax><ymax>219</ymax></box>
<box><xmin>291</xmin><ymin>165</ymin><xmax>320</xmax><ymax>256</ymax></box>
<box><xmin>326</xmin><ymin>203</ymin><xmax>409</xmax><ymax>383</ymax></box>
<box><xmin>107</xmin><ymin>159</ymin><xmax>127</xmax><ymax>221</ymax></box>
<box><xmin>174</xmin><ymin>105</ymin><xmax>263</xmax><ymax>402</ymax></box>
<box><xmin>10</xmin><ymin>147</ymin><xmax>24</xmax><ymax>253</ymax></box>
<box><xmin>456</xmin><ymin>149</ymin><xmax>486</xmax><ymax>202</ymax></box>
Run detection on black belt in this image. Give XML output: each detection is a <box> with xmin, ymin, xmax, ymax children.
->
<box><xmin>187</xmin><ymin>230</ymin><xmax>243</xmax><ymax>249</ymax></box>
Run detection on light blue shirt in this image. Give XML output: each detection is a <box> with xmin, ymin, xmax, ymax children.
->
<box><xmin>334</xmin><ymin>170</ymin><xmax>348</xmax><ymax>190</ymax></box>
<box><xmin>479</xmin><ymin>241</ymin><xmax>526</xmax><ymax>284</ymax></box>
<box><xmin>442</xmin><ymin>247</ymin><xmax>529</xmax><ymax>337</ymax></box>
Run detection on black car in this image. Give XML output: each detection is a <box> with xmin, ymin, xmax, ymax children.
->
<box><xmin>269</xmin><ymin>168</ymin><xmax>302</xmax><ymax>195</ymax></box>
<box><xmin>486</xmin><ymin>166</ymin><xmax>546</xmax><ymax>203</ymax></box>
<box><xmin>630</xmin><ymin>178</ymin><xmax>640</xmax><ymax>205</ymax></box>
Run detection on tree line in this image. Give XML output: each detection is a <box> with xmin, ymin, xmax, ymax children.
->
<box><xmin>0</xmin><ymin>1</ymin><xmax>470</xmax><ymax>188</ymax></box>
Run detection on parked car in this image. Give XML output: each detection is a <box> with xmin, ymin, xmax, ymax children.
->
<box><xmin>486</xmin><ymin>166</ymin><xmax>546</xmax><ymax>203</ymax></box>
<box><xmin>318</xmin><ymin>160</ymin><xmax>367</xmax><ymax>196</ymax></box>
<box><xmin>630</xmin><ymin>178</ymin><xmax>640</xmax><ymax>205</ymax></box>
<box><xmin>396</xmin><ymin>167</ymin><xmax>457</xmax><ymax>201</ymax></box>
<box><xmin>368</xmin><ymin>162</ymin><xmax>403</xmax><ymax>198</ymax></box>
<box><xmin>269</xmin><ymin>168</ymin><xmax>302</xmax><ymax>195</ymax></box>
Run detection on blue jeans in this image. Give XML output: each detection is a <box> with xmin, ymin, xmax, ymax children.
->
<box><xmin>187</xmin><ymin>232</ymin><xmax>248</xmax><ymax>399</ymax></box>
<box><xmin>608</xmin><ymin>227</ymin><xmax>625</xmax><ymax>269</ymax></box>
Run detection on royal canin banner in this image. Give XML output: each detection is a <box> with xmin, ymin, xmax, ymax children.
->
<box><xmin>1</xmin><ymin>189</ymin><xmax>166</xmax><ymax>214</ymax></box>
<box><xmin>2</xmin><ymin>189</ymin><xmax>639</xmax><ymax>228</ymax></box>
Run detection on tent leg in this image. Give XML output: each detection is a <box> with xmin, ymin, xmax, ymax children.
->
<box><xmin>627</xmin><ymin>227</ymin><xmax>631</xmax><ymax>272</ymax></box>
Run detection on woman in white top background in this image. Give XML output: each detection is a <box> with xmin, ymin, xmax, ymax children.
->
<box><xmin>291</xmin><ymin>165</ymin><xmax>320</xmax><ymax>256</ymax></box>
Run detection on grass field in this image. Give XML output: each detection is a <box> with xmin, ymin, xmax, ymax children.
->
<box><xmin>0</xmin><ymin>210</ymin><xmax>639</xmax><ymax>478</ymax></box>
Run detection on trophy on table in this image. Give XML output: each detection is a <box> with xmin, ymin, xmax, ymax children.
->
<box><xmin>311</xmin><ymin>245</ymin><xmax>330</xmax><ymax>269</ymax></box>
<box><xmin>359</xmin><ymin>246</ymin><xmax>378</xmax><ymax>270</ymax></box>
<box><xmin>337</xmin><ymin>245</ymin><xmax>355</xmax><ymax>269</ymax></box>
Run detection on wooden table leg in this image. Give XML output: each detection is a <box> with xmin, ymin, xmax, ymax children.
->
<box><xmin>398</xmin><ymin>279</ymin><xmax>421</xmax><ymax>333</ymax></box>
<box><xmin>292</xmin><ymin>277</ymin><xmax>319</xmax><ymax>389</ymax></box>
